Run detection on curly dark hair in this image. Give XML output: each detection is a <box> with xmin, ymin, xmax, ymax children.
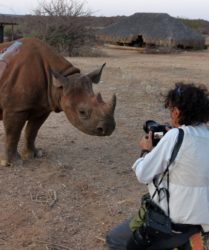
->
<box><xmin>164</xmin><ymin>82</ymin><xmax>209</xmax><ymax>125</ymax></box>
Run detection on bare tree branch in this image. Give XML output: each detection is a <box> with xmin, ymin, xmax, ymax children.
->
<box><xmin>21</xmin><ymin>0</ymin><xmax>94</xmax><ymax>55</ymax></box>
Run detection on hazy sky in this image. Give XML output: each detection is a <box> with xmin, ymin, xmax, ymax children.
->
<box><xmin>1</xmin><ymin>0</ymin><xmax>209</xmax><ymax>21</ymax></box>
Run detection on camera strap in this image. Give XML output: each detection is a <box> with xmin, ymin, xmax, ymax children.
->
<box><xmin>151</xmin><ymin>128</ymin><xmax>184</xmax><ymax>216</ymax></box>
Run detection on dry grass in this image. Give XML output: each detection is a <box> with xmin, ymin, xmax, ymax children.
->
<box><xmin>0</xmin><ymin>47</ymin><xmax>209</xmax><ymax>250</ymax></box>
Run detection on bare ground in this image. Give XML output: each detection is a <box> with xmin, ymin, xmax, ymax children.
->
<box><xmin>0</xmin><ymin>47</ymin><xmax>209</xmax><ymax>250</ymax></box>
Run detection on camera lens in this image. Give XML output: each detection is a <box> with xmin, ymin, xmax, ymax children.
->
<box><xmin>143</xmin><ymin>120</ymin><xmax>158</xmax><ymax>133</ymax></box>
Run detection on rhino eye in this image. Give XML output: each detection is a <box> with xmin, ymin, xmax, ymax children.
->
<box><xmin>79</xmin><ymin>110</ymin><xmax>85</xmax><ymax>115</ymax></box>
<box><xmin>78</xmin><ymin>108</ymin><xmax>91</xmax><ymax>119</ymax></box>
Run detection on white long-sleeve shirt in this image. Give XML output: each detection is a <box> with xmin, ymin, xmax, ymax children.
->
<box><xmin>132</xmin><ymin>124</ymin><xmax>209</xmax><ymax>232</ymax></box>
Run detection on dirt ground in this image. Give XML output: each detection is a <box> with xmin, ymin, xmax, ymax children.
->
<box><xmin>1</xmin><ymin>47</ymin><xmax>209</xmax><ymax>250</ymax></box>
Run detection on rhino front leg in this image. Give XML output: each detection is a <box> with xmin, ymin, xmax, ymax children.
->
<box><xmin>22</xmin><ymin>113</ymin><xmax>50</xmax><ymax>160</ymax></box>
<box><xmin>1</xmin><ymin>112</ymin><xmax>27</xmax><ymax>166</ymax></box>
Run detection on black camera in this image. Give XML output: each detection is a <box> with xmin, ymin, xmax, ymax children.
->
<box><xmin>143</xmin><ymin>120</ymin><xmax>170</xmax><ymax>146</ymax></box>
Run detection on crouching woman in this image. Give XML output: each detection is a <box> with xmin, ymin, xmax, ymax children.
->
<box><xmin>106</xmin><ymin>83</ymin><xmax>209</xmax><ymax>250</ymax></box>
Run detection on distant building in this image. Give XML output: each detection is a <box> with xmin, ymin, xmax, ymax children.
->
<box><xmin>0</xmin><ymin>15</ymin><xmax>18</xmax><ymax>43</ymax></box>
<box><xmin>98</xmin><ymin>13</ymin><xmax>205</xmax><ymax>50</ymax></box>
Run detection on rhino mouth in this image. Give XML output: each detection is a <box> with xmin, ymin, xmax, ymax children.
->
<box><xmin>94</xmin><ymin>119</ymin><xmax>116</xmax><ymax>136</ymax></box>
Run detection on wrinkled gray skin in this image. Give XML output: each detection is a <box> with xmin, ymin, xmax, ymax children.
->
<box><xmin>52</xmin><ymin>63</ymin><xmax>116</xmax><ymax>137</ymax></box>
<box><xmin>0</xmin><ymin>53</ymin><xmax>116</xmax><ymax>167</ymax></box>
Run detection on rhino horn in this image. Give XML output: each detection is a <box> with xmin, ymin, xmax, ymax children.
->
<box><xmin>87</xmin><ymin>63</ymin><xmax>106</xmax><ymax>84</ymax></box>
<box><xmin>108</xmin><ymin>94</ymin><xmax>116</xmax><ymax>115</ymax></box>
<box><xmin>96</xmin><ymin>92</ymin><xmax>104</xmax><ymax>103</ymax></box>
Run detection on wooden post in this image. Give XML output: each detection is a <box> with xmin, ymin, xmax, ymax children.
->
<box><xmin>0</xmin><ymin>24</ymin><xmax>4</xmax><ymax>43</ymax></box>
<box><xmin>11</xmin><ymin>24</ymin><xmax>14</xmax><ymax>41</ymax></box>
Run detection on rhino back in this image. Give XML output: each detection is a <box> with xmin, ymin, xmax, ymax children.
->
<box><xmin>0</xmin><ymin>38</ymin><xmax>80</xmax><ymax>112</ymax></box>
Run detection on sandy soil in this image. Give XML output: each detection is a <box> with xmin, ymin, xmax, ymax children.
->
<box><xmin>0</xmin><ymin>47</ymin><xmax>209</xmax><ymax>250</ymax></box>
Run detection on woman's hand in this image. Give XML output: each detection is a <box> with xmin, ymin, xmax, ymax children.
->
<box><xmin>139</xmin><ymin>131</ymin><xmax>153</xmax><ymax>151</ymax></box>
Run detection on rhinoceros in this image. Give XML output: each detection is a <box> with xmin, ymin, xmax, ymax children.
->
<box><xmin>0</xmin><ymin>38</ymin><xmax>116</xmax><ymax>166</ymax></box>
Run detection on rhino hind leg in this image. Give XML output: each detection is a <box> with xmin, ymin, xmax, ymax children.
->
<box><xmin>1</xmin><ymin>111</ymin><xmax>27</xmax><ymax>167</ymax></box>
<box><xmin>22</xmin><ymin>113</ymin><xmax>49</xmax><ymax>160</ymax></box>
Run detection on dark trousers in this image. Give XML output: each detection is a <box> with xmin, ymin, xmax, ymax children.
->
<box><xmin>106</xmin><ymin>218</ymin><xmax>193</xmax><ymax>250</ymax></box>
<box><xmin>106</xmin><ymin>219</ymin><xmax>132</xmax><ymax>250</ymax></box>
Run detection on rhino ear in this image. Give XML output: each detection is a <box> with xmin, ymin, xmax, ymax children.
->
<box><xmin>87</xmin><ymin>63</ymin><xmax>106</xmax><ymax>84</ymax></box>
<box><xmin>52</xmin><ymin>70</ymin><xmax>68</xmax><ymax>88</ymax></box>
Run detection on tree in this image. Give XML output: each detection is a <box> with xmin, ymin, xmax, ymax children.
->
<box><xmin>34</xmin><ymin>0</ymin><xmax>89</xmax><ymax>16</ymax></box>
<box><xmin>21</xmin><ymin>0</ymin><xmax>93</xmax><ymax>55</ymax></box>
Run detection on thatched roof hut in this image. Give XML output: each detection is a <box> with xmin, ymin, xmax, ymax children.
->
<box><xmin>98</xmin><ymin>13</ymin><xmax>205</xmax><ymax>50</ymax></box>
